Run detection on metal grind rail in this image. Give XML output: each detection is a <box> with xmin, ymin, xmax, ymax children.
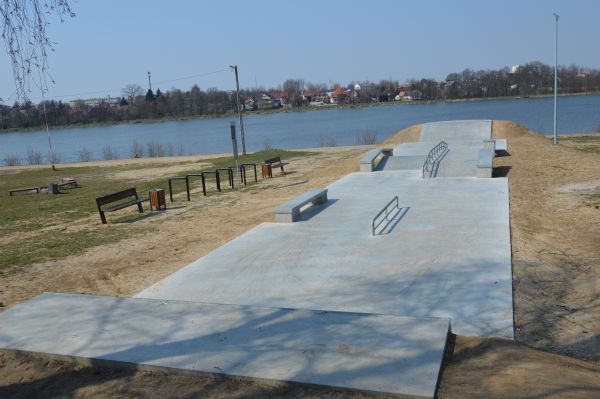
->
<box><xmin>422</xmin><ymin>141</ymin><xmax>448</xmax><ymax>178</ymax></box>
<box><xmin>372</xmin><ymin>196</ymin><xmax>399</xmax><ymax>235</ymax></box>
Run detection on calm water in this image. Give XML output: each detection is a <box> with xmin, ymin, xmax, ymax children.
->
<box><xmin>2</xmin><ymin>94</ymin><xmax>600</xmax><ymax>163</ymax></box>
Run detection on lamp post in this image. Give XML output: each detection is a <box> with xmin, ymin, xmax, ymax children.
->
<box><xmin>230</xmin><ymin>65</ymin><xmax>246</xmax><ymax>155</ymax></box>
<box><xmin>553</xmin><ymin>13</ymin><xmax>559</xmax><ymax>145</ymax></box>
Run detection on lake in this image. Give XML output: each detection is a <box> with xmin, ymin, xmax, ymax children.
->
<box><xmin>1</xmin><ymin>94</ymin><xmax>600</xmax><ymax>164</ymax></box>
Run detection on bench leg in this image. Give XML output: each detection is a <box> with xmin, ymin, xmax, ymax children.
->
<box><xmin>137</xmin><ymin>202</ymin><xmax>144</xmax><ymax>213</ymax></box>
<box><xmin>99</xmin><ymin>210</ymin><xmax>107</xmax><ymax>224</ymax></box>
<box><xmin>169</xmin><ymin>179</ymin><xmax>174</xmax><ymax>202</ymax></box>
<box><xmin>185</xmin><ymin>177</ymin><xmax>191</xmax><ymax>201</ymax></box>
<box><xmin>201</xmin><ymin>175</ymin><xmax>207</xmax><ymax>196</ymax></box>
<box><xmin>216</xmin><ymin>174</ymin><xmax>221</xmax><ymax>192</ymax></box>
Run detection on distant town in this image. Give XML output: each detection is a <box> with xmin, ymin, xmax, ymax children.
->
<box><xmin>2</xmin><ymin>61</ymin><xmax>599</xmax><ymax>131</ymax></box>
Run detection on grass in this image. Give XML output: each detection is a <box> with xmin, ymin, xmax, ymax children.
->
<box><xmin>584</xmin><ymin>193</ymin><xmax>600</xmax><ymax>209</ymax></box>
<box><xmin>0</xmin><ymin>149</ymin><xmax>312</xmax><ymax>271</ymax></box>
<box><xmin>559</xmin><ymin>135</ymin><xmax>600</xmax><ymax>153</ymax></box>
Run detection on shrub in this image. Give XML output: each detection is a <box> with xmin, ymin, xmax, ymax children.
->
<box><xmin>357</xmin><ymin>130</ymin><xmax>377</xmax><ymax>145</ymax></box>
<box><xmin>3</xmin><ymin>154</ymin><xmax>20</xmax><ymax>166</ymax></box>
<box><xmin>27</xmin><ymin>149</ymin><xmax>43</xmax><ymax>165</ymax></box>
<box><xmin>102</xmin><ymin>145</ymin><xmax>118</xmax><ymax>160</ymax></box>
<box><xmin>147</xmin><ymin>141</ymin><xmax>165</xmax><ymax>157</ymax></box>
<box><xmin>131</xmin><ymin>140</ymin><xmax>144</xmax><ymax>158</ymax></box>
<box><xmin>319</xmin><ymin>135</ymin><xmax>336</xmax><ymax>147</ymax></box>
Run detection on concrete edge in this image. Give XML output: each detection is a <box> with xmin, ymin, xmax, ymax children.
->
<box><xmin>0</xmin><ymin>348</ymin><xmax>426</xmax><ymax>399</ymax></box>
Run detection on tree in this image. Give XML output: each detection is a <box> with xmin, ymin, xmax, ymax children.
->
<box><xmin>122</xmin><ymin>84</ymin><xmax>144</xmax><ymax>101</ymax></box>
<box><xmin>1</xmin><ymin>0</ymin><xmax>75</xmax><ymax>100</ymax></box>
<box><xmin>283</xmin><ymin>79</ymin><xmax>305</xmax><ymax>107</ymax></box>
<box><xmin>145</xmin><ymin>89</ymin><xmax>155</xmax><ymax>102</ymax></box>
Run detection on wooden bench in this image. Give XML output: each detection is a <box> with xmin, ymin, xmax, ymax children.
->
<box><xmin>274</xmin><ymin>188</ymin><xmax>328</xmax><ymax>222</ymax></box>
<box><xmin>58</xmin><ymin>177</ymin><xmax>78</xmax><ymax>189</ymax></box>
<box><xmin>262</xmin><ymin>156</ymin><xmax>285</xmax><ymax>178</ymax></box>
<box><xmin>96</xmin><ymin>187</ymin><xmax>148</xmax><ymax>224</ymax></box>
<box><xmin>9</xmin><ymin>187</ymin><xmax>41</xmax><ymax>196</ymax></box>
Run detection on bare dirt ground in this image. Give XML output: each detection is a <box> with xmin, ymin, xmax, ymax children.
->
<box><xmin>2</xmin><ymin>122</ymin><xmax>600</xmax><ymax>398</ymax></box>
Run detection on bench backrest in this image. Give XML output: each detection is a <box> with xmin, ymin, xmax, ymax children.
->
<box><xmin>96</xmin><ymin>187</ymin><xmax>138</xmax><ymax>207</ymax></box>
<box><xmin>265</xmin><ymin>156</ymin><xmax>281</xmax><ymax>165</ymax></box>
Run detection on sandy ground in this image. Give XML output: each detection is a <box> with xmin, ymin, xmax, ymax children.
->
<box><xmin>1</xmin><ymin>122</ymin><xmax>600</xmax><ymax>398</ymax></box>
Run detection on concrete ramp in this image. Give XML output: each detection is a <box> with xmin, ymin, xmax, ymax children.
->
<box><xmin>421</xmin><ymin>120</ymin><xmax>491</xmax><ymax>142</ymax></box>
<box><xmin>0</xmin><ymin>293</ymin><xmax>450</xmax><ymax>398</ymax></box>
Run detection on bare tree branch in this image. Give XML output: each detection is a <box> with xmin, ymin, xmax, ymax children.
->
<box><xmin>1</xmin><ymin>0</ymin><xmax>75</xmax><ymax>100</ymax></box>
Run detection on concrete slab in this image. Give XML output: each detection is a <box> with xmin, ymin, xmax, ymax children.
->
<box><xmin>138</xmin><ymin>172</ymin><xmax>513</xmax><ymax>338</ymax></box>
<box><xmin>420</xmin><ymin>120</ymin><xmax>492</xmax><ymax>142</ymax></box>
<box><xmin>378</xmin><ymin>155</ymin><xmax>426</xmax><ymax>171</ymax></box>
<box><xmin>0</xmin><ymin>293</ymin><xmax>450</xmax><ymax>398</ymax></box>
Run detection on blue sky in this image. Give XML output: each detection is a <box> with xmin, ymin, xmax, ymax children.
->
<box><xmin>1</xmin><ymin>0</ymin><xmax>598</xmax><ymax>103</ymax></box>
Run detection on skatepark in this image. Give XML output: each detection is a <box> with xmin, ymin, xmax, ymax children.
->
<box><xmin>0</xmin><ymin>120</ymin><xmax>513</xmax><ymax>398</ymax></box>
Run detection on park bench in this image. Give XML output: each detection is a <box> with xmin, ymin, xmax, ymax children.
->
<box><xmin>9</xmin><ymin>186</ymin><xmax>41</xmax><ymax>196</ymax></box>
<box><xmin>274</xmin><ymin>188</ymin><xmax>328</xmax><ymax>222</ymax></box>
<box><xmin>262</xmin><ymin>156</ymin><xmax>286</xmax><ymax>178</ymax></box>
<box><xmin>58</xmin><ymin>177</ymin><xmax>78</xmax><ymax>189</ymax></box>
<box><xmin>96</xmin><ymin>187</ymin><xmax>148</xmax><ymax>224</ymax></box>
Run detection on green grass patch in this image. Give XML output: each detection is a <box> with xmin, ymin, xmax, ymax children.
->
<box><xmin>0</xmin><ymin>149</ymin><xmax>313</xmax><ymax>270</ymax></box>
<box><xmin>560</xmin><ymin>136</ymin><xmax>600</xmax><ymax>153</ymax></box>
<box><xmin>584</xmin><ymin>193</ymin><xmax>600</xmax><ymax>209</ymax></box>
<box><xmin>0</xmin><ymin>228</ymin><xmax>128</xmax><ymax>271</ymax></box>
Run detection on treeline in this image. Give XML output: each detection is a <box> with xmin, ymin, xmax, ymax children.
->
<box><xmin>2</xmin><ymin>61</ymin><xmax>600</xmax><ymax>130</ymax></box>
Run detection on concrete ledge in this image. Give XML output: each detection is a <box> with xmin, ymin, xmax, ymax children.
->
<box><xmin>483</xmin><ymin>139</ymin><xmax>496</xmax><ymax>150</ymax></box>
<box><xmin>495</xmin><ymin>139</ymin><xmax>508</xmax><ymax>152</ymax></box>
<box><xmin>275</xmin><ymin>188</ymin><xmax>327</xmax><ymax>222</ymax></box>
<box><xmin>476</xmin><ymin>148</ymin><xmax>494</xmax><ymax>178</ymax></box>
<box><xmin>0</xmin><ymin>293</ymin><xmax>451</xmax><ymax>398</ymax></box>
<box><xmin>359</xmin><ymin>148</ymin><xmax>393</xmax><ymax>172</ymax></box>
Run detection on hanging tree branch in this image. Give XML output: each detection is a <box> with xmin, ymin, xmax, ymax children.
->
<box><xmin>1</xmin><ymin>0</ymin><xmax>75</xmax><ymax>101</ymax></box>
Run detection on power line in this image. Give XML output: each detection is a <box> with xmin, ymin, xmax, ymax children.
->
<box><xmin>22</xmin><ymin>68</ymin><xmax>230</xmax><ymax>102</ymax></box>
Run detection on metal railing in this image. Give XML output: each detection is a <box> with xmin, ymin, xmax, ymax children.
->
<box><xmin>422</xmin><ymin>141</ymin><xmax>448</xmax><ymax>178</ymax></box>
<box><xmin>372</xmin><ymin>196</ymin><xmax>399</xmax><ymax>235</ymax></box>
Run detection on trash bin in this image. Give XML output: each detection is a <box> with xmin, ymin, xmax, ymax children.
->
<box><xmin>48</xmin><ymin>183</ymin><xmax>60</xmax><ymax>195</ymax></box>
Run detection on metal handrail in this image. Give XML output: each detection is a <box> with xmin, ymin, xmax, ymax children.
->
<box><xmin>422</xmin><ymin>141</ymin><xmax>448</xmax><ymax>178</ymax></box>
<box><xmin>372</xmin><ymin>196</ymin><xmax>399</xmax><ymax>235</ymax></box>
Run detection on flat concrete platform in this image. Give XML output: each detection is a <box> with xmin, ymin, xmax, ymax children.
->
<box><xmin>391</xmin><ymin>141</ymin><xmax>494</xmax><ymax>178</ymax></box>
<box><xmin>0</xmin><ymin>293</ymin><xmax>450</xmax><ymax>398</ymax></box>
<box><xmin>139</xmin><ymin>172</ymin><xmax>513</xmax><ymax>338</ymax></box>
<box><xmin>420</xmin><ymin>120</ymin><xmax>492</xmax><ymax>142</ymax></box>
<box><xmin>378</xmin><ymin>155</ymin><xmax>426</xmax><ymax>171</ymax></box>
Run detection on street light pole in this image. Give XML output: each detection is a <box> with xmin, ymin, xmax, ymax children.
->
<box><xmin>553</xmin><ymin>13</ymin><xmax>559</xmax><ymax>145</ymax></box>
<box><xmin>230</xmin><ymin>65</ymin><xmax>246</xmax><ymax>155</ymax></box>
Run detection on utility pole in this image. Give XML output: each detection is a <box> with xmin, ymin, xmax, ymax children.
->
<box><xmin>553</xmin><ymin>13</ymin><xmax>559</xmax><ymax>145</ymax></box>
<box><xmin>147</xmin><ymin>71</ymin><xmax>152</xmax><ymax>91</ymax></box>
<box><xmin>230</xmin><ymin>65</ymin><xmax>246</xmax><ymax>155</ymax></box>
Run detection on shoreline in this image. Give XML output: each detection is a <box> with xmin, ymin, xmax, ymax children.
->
<box><xmin>2</xmin><ymin>130</ymin><xmax>596</xmax><ymax>170</ymax></box>
<box><xmin>2</xmin><ymin>91</ymin><xmax>599</xmax><ymax>135</ymax></box>
<box><xmin>0</xmin><ymin>144</ymin><xmax>371</xmax><ymax>172</ymax></box>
